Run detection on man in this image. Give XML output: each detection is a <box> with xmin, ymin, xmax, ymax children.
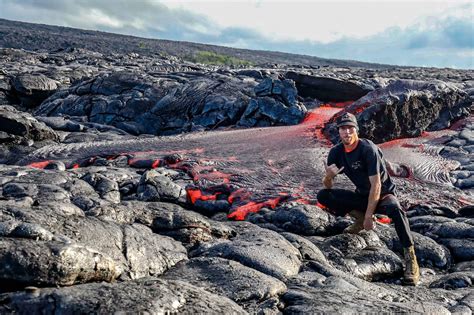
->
<box><xmin>317</xmin><ymin>112</ymin><xmax>420</xmax><ymax>286</ymax></box>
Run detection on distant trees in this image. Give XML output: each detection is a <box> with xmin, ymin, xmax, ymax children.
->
<box><xmin>187</xmin><ymin>50</ymin><xmax>252</xmax><ymax>67</ymax></box>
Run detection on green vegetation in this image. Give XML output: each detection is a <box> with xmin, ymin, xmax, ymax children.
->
<box><xmin>187</xmin><ymin>50</ymin><xmax>252</xmax><ymax>67</ymax></box>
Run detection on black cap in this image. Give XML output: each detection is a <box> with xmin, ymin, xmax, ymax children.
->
<box><xmin>336</xmin><ymin>112</ymin><xmax>358</xmax><ymax>129</ymax></box>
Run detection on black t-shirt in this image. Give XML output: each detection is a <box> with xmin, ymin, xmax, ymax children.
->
<box><xmin>327</xmin><ymin>138</ymin><xmax>395</xmax><ymax>196</ymax></box>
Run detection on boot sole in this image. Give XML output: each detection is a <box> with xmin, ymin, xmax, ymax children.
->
<box><xmin>402</xmin><ymin>279</ymin><xmax>419</xmax><ymax>286</ymax></box>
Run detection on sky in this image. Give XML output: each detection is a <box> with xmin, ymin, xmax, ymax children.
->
<box><xmin>0</xmin><ymin>0</ymin><xmax>472</xmax><ymax>69</ymax></box>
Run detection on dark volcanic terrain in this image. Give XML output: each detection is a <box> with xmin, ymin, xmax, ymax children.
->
<box><xmin>0</xmin><ymin>19</ymin><xmax>473</xmax><ymax>314</ymax></box>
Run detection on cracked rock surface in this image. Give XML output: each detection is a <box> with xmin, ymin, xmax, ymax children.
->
<box><xmin>0</xmin><ymin>19</ymin><xmax>473</xmax><ymax>314</ymax></box>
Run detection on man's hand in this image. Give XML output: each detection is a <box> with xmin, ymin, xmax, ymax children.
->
<box><xmin>324</xmin><ymin>163</ymin><xmax>344</xmax><ymax>179</ymax></box>
<box><xmin>364</xmin><ymin>216</ymin><xmax>374</xmax><ymax>231</ymax></box>
<box><xmin>322</xmin><ymin>163</ymin><xmax>344</xmax><ymax>189</ymax></box>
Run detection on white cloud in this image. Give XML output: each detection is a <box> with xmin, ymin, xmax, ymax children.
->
<box><xmin>162</xmin><ymin>0</ymin><xmax>472</xmax><ymax>43</ymax></box>
<box><xmin>86</xmin><ymin>8</ymin><xmax>123</xmax><ymax>28</ymax></box>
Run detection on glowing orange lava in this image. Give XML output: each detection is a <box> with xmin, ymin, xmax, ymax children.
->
<box><xmin>227</xmin><ymin>196</ymin><xmax>284</xmax><ymax>220</ymax></box>
<box><xmin>376</xmin><ymin>216</ymin><xmax>392</xmax><ymax>224</ymax></box>
<box><xmin>301</xmin><ymin>106</ymin><xmax>342</xmax><ymax>125</ymax></box>
<box><xmin>27</xmin><ymin>161</ymin><xmax>51</xmax><ymax>169</ymax></box>
<box><xmin>187</xmin><ymin>188</ymin><xmax>219</xmax><ymax>204</ymax></box>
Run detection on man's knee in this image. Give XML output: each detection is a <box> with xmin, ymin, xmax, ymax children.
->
<box><xmin>385</xmin><ymin>204</ymin><xmax>406</xmax><ymax>220</ymax></box>
<box><xmin>317</xmin><ymin>189</ymin><xmax>332</xmax><ymax>205</ymax></box>
<box><xmin>378</xmin><ymin>195</ymin><xmax>403</xmax><ymax>217</ymax></box>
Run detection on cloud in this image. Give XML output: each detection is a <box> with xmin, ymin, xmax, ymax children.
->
<box><xmin>192</xmin><ymin>4</ymin><xmax>474</xmax><ymax>69</ymax></box>
<box><xmin>164</xmin><ymin>8</ymin><xmax>473</xmax><ymax>68</ymax></box>
<box><xmin>162</xmin><ymin>0</ymin><xmax>472</xmax><ymax>44</ymax></box>
<box><xmin>0</xmin><ymin>0</ymin><xmax>472</xmax><ymax>68</ymax></box>
<box><xmin>405</xmin><ymin>16</ymin><xmax>473</xmax><ymax>50</ymax></box>
<box><xmin>0</xmin><ymin>0</ymin><xmax>217</xmax><ymax>38</ymax></box>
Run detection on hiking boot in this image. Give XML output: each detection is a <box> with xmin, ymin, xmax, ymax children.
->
<box><xmin>343</xmin><ymin>210</ymin><xmax>365</xmax><ymax>234</ymax></box>
<box><xmin>403</xmin><ymin>245</ymin><xmax>420</xmax><ymax>286</ymax></box>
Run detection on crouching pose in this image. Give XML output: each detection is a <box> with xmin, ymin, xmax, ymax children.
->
<box><xmin>317</xmin><ymin>112</ymin><xmax>420</xmax><ymax>285</ymax></box>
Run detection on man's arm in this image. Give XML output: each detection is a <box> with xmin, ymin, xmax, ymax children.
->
<box><xmin>364</xmin><ymin>174</ymin><xmax>381</xmax><ymax>230</ymax></box>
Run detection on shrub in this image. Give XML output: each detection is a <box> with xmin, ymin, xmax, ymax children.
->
<box><xmin>187</xmin><ymin>50</ymin><xmax>252</xmax><ymax>66</ymax></box>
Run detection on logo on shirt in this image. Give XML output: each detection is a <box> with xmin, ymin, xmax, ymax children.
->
<box><xmin>351</xmin><ymin>161</ymin><xmax>362</xmax><ymax>170</ymax></box>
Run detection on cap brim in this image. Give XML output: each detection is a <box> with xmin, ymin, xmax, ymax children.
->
<box><xmin>337</xmin><ymin>122</ymin><xmax>358</xmax><ymax>128</ymax></box>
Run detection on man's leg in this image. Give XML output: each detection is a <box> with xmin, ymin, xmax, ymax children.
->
<box><xmin>317</xmin><ymin>189</ymin><xmax>367</xmax><ymax>216</ymax></box>
<box><xmin>317</xmin><ymin>189</ymin><xmax>368</xmax><ymax>233</ymax></box>
<box><xmin>376</xmin><ymin>195</ymin><xmax>413</xmax><ymax>247</ymax></box>
<box><xmin>376</xmin><ymin>195</ymin><xmax>420</xmax><ymax>285</ymax></box>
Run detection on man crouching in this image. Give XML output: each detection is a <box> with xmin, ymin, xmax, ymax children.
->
<box><xmin>317</xmin><ymin>112</ymin><xmax>420</xmax><ymax>286</ymax></box>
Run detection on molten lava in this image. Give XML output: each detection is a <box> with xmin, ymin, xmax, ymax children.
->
<box><xmin>24</xmin><ymin>104</ymin><xmax>354</xmax><ymax>221</ymax></box>
<box><xmin>187</xmin><ymin>188</ymin><xmax>219</xmax><ymax>204</ymax></box>
<box><xmin>302</xmin><ymin>106</ymin><xmax>342</xmax><ymax>125</ymax></box>
<box><xmin>28</xmin><ymin>160</ymin><xmax>52</xmax><ymax>169</ymax></box>
<box><xmin>376</xmin><ymin>216</ymin><xmax>392</xmax><ymax>224</ymax></box>
<box><xmin>21</xmin><ymin>101</ymin><xmax>471</xmax><ymax>221</ymax></box>
<box><xmin>227</xmin><ymin>196</ymin><xmax>284</xmax><ymax>220</ymax></box>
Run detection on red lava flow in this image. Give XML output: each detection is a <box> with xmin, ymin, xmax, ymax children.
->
<box><xmin>27</xmin><ymin>104</ymin><xmax>472</xmax><ymax>219</ymax></box>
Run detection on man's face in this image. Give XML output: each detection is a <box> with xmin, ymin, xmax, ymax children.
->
<box><xmin>338</xmin><ymin>125</ymin><xmax>358</xmax><ymax>146</ymax></box>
